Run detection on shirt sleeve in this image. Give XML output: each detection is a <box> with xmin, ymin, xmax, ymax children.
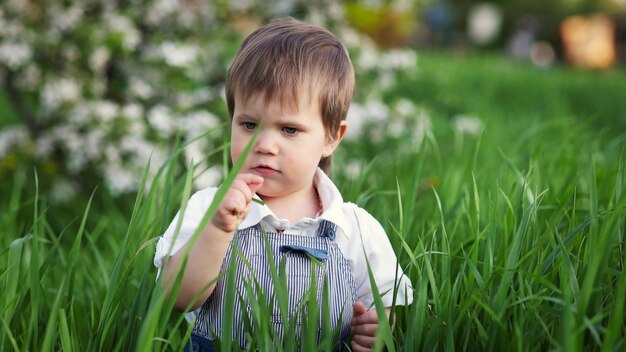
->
<box><xmin>351</xmin><ymin>206</ymin><xmax>414</xmax><ymax>308</ymax></box>
<box><xmin>153</xmin><ymin>187</ymin><xmax>217</xmax><ymax>275</ymax></box>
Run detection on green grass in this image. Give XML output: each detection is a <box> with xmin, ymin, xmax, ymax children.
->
<box><xmin>1</xmin><ymin>52</ymin><xmax>625</xmax><ymax>351</ymax></box>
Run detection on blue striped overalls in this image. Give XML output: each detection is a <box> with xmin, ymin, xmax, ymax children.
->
<box><xmin>188</xmin><ymin>220</ymin><xmax>357</xmax><ymax>351</ymax></box>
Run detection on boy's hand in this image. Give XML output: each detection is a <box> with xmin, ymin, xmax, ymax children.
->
<box><xmin>350</xmin><ymin>301</ymin><xmax>378</xmax><ymax>352</ymax></box>
<box><xmin>211</xmin><ymin>173</ymin><xmax>263</xmax><ymax>233</ymax></box>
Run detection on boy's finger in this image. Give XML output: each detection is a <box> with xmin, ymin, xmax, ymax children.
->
<box><xmin>351</xmin><ymin>322</ymin><xmax>378</xmax><ymax>336</ymax></box>
<box><xmin>350</xmin><ymin>339</ymin><xmax>374</xmax><ymax>352</ymax></box>
<box><xmin>351</xmin><ymin>333</ymin><xmax>376</xmax><ymax>349</ymax></box>
<box><xmin>352</xmin><ymin>301</ymin><xmax>367</xmax><ymax>316</ymax></box>
<box><xmin>247</xmin><ymin>178</ymin><xmax>264</xmax><ymax>195</ymax></box>
<box><xmin>237</xmin><ymin>173</ymin><xmax>264</xmax><ymax>194</ymax></box>
<box><xmin>238</xmin><ymin>173</ymin><xmax>264</xmax><ymax>186</ymax></box>
<box><xmin>351</xmin><ymin>310</ymin><xmax>379</xmax><ymax>326</ymax></box>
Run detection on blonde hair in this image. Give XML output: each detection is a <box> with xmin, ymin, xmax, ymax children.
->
<box><xmin>225</xmin><ymin>17</ymin><xmax>355</xmax><ymax>173</ymax></box>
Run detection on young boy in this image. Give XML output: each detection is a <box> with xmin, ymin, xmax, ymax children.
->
<box><xmin>154</xmin><ymin>17</ymin><xmax>413</xmax><ymax>351</ymax></box>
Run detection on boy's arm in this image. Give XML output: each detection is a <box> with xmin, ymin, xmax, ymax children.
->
<box><xmin>160</xmin><ymin>222</ymin><xmax>235</xmax><ymax>311</ymax></box>
<box><xmin>160</xmin><ymin>173</ymin><xmax>263</xmax><ymax>311</ymax></box>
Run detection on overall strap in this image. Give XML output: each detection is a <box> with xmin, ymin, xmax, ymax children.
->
<box><xmin>317</xmin><ymin>219</ymin><xmax>337</xmax><ymax>240</ymax></box>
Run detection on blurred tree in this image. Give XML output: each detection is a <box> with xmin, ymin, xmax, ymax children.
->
<box><xmin>0</xmin><ymin>0</ymin><xmax>419</xmax><ymax>201</ymax></box>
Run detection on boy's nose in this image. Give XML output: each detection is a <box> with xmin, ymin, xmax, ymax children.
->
<box><xmin>254</xmin><ymin>131</ymin><xmax>278</xmax><ymax>155</ymax></box>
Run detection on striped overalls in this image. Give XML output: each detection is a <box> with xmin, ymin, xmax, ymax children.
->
<box><xmin>189</xmin><ymin>220</ymin><xmax>357</xmax><ymax>350</ymax></box>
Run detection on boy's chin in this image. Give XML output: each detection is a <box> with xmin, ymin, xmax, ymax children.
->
<box><xmin>255</xmin><ymin>187</ymin><xmax>282</xmax><ymax>200</ymax></box>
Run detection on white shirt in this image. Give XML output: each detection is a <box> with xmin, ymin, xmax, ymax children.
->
<box><xmin>154</xmin><ymin>169</ymin><xmax>413</xmax><ymax>308</ymax></box>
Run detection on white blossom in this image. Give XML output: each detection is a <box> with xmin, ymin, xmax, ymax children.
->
<box><xmin>121</xmin><ymin>137</ymin><xmax>159</xmax><ymax>166</ymax></box>
<box><xmin>394</xmin><ymin>98</ymin><xmax>417</xmax><ymax>118</ymax></box>
<box><xmin>106</xmin><ymin>14</ymin><xmax>141</xmax><ymax>51</ymax></box>
<box><xmin>160</xmin><ymin>41</ymin><xmax>199</xmax><ymax>68</ymax></box>
<box><xmin>91</xmin><ymin>101</ymin><xmax>119</xmax><ymax>122</ymax></box>
<box><xmin>41</xmin><ymin>78</ymin><xmax>81</xmax><ymax>111</ymax></box>
<box><xmin>344</xmin><ymin>160</ymin><xmax>363</xmax><ymax>180</ymax></box>
<box><xmin>55</xmin><ymin>127</ymin><xmax>87</xmax><ymax>173</ymax></box>
<box><xmin>413</xmin><ymin>109</ymin><xmax>433</xmax><ymax>149</ymax></box>
<box><xmin>146</xmin><ymin>0</ymin><xmax>178</xmax><ymax>25</ymax></box>
<box><xmin>67</xmin><ymin>152</ymin><xmax>88</xmax><ymax>173</ymax></box>
<box><xmin>103</xmin><ymin>162</ymin><xmax>137</xmax><ymax>194</ymax></box>
<box><xmin>129</xmin><ymin>119</ymin><xmax>147</xmax><ymax>136</ymax></box>
<box><xmin>345</xmin><ymin>100</ymin><xmax>388</xmax><ymax>140</ymax></box>
<box><xmin>454</xmin><ymin>115</ymin><xmax>484</xmax><ymax>136</ymax></box>
<box><xmin>383</xmin><ymin>49</ymin><xmax>418</xmax><ymax>70</ymax></box>
<box><xmin>148</xmin><ymin>104</ymin><xmax>177</xmax><ymax>137</ymax></box>
<box><xmin>345</xmin><ymin>103</ymin><xmax>366</xmax><ymax>140</ymax></box>
<box><xmin>84</xmin><ymin>130</ymin><xmax>105</xmax><ymax>160</ymax></box>
<box><xmin>147</xmin><ymin>148</ymin><xmax>168</xmax><ymax>176</ymax></box>
<box><xmin>105</xmin><ymin>145</ymin><xmax>121</xmax><ymax>164</ymax></box>
<box><xmin>0</xmin><ymin>17</ymin><xmax>25</xmax><ymax>37</ymax></box>
<box><xmin>0</xmin><ymin>42</ymin><xmax>32</xmax><ymax>69</ymax></box>
<box><xmin>35</xmin><ymin>134</ymin><xmax>55</xmax><ymax>158</ymax></box>
<box><xmin>51</xmin><ymin>5</ymin><xmax>84</xmax><ymax>32</ymax></box>
<box><xmin>68</xmin><ymin>103</ymin><xmax>91</xmax><ymax>125</ymax></box>
<box><xmin>18</xmin><ymin>65</ymin><xmax>41</xmax><ymax>90</ymax></box>
<box><xmin>121</xmin><ymin>103</ymin><xmax>144</xmax><ymax>121</ymax></box>
<box><xmin>130</xmin><ymin>77</ymin><xmax>153</xmax><ymax>99</ymax></box>
<box><xmin>50</xmin><ymin>179</ymin><xmax>78</xmax><ymax>204</ymax></box>
<box><xmin>0</xmin><ymin>125</ymin><xmax>28</xmax><ymax>157</ymax></box>
<box><xmin>181</xmin><ymin>110</ymin><xmax>221</xmax><ymax>139</ymax></box>
<box><xmin>338</xmin><ymin>27</ymin><xmax>361</xmax><ymax>47</ymax></box>
<box><xmin>365</xmin><ymin>100</ymin><xmax>389</xmax><ymax>122</ymax></box>
<box><xmin>356</xmin><ymin>44</ymin><xmax>379</xmax><ymax>71</ymax></box>
<box><xmin>89</xmin><ymin>47</ymin><xmax>110</xmax><ymax>72</ymax></box>
<box><xmin>185</xmin><ymin>139</ymin><xmax>209</xmax><ymax>167</ymax></box>
<box><xmin>176</xmin><ymin>88</ymin><xmax>214</xmax><ymax>109</ymax></box>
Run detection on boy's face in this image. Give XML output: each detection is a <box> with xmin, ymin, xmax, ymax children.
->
<box><xmin>231</xmin><ymin>92</ymin><xmax>345</xmax><ymax>199</ymax></box>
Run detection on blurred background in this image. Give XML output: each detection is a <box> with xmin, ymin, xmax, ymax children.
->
<box><xmin>1</xmin><ymin>0</ymin><xmax>625</xmax><ymax>212</ymax></box>
<box><xmin>352</xmin><ymin>0</ymin><xmax>626</xmax><ymax>69</ymax></box>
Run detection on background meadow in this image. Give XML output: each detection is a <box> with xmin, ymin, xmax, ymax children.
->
<box><xmin>1</xmin><ymin>1</ymin><xmax>626</xmax><ymax>351</ymax></box>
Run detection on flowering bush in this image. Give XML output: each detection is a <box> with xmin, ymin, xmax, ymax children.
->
<box><xmin>0</xmin><ymin>0</ymin><xmax>420</xmax><ymax>201</ymax></box>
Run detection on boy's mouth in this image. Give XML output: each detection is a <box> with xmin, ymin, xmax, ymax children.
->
<box><xmin>253</xmin><ymin>165</ymin><xmax>278</xmax><ymax>175</ymax></box>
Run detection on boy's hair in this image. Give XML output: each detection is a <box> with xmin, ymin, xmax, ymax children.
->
<box><xmin>226</xmin><ymin>17</ymin><xmax>355</xmax><ymax>173</ymax></box>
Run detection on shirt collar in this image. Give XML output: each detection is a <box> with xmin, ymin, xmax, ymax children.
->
<box><xmin>237</xmin><ymin>168</ymin><xmax>351</xmax><ymax>239</ymax></box>
<box><xmin>315</xmin><ymin>168</ymin><xmax>352</xmax><ymax>239</ymax></box>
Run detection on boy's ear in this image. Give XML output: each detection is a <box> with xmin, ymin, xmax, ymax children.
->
<box><xmin>322</xmin><ymin>121</ymin><xmax>348</xmax><ymax>157</ymax></box>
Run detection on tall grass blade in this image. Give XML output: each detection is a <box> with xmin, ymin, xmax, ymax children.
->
<box><xmin>138</xmin><ymin>125</ymin><xmax>260</xmax><ymax>351</ymax></box>
<box><xmin>58</xmin><ymin>308</ymin><xmax>72</xmax><ymax>352</ymax></box>
<box><xmin>41</xmin><ymin>277</ymin><xmax>65</xmax><ymax>352</ymax></box>
<box><xmin>3</xmin><ymin>236</ymin><xmax>26</xmax><ymax>325</ymax></box>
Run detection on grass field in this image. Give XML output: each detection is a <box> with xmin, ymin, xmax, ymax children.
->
<box><xmin>1</xmin><ymin>52</ymin><xmax>625</xmax><ymax>351</ymax></box>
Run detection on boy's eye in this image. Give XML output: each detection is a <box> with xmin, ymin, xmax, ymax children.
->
<box><xmin>283</xmin><ymin>127</ymin><xmax>298</xmax><ymax>135</ymax></box>
<box><xmin>243</xmin><ymin>122</ymin><xmax>257</xmax><ymax>130</ymax></box>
